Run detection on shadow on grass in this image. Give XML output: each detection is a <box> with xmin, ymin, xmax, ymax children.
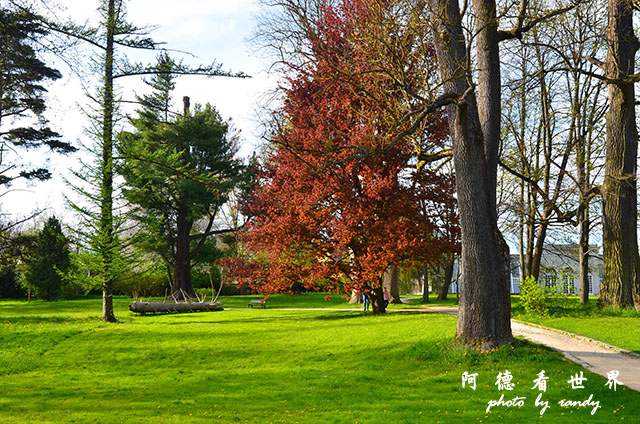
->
<box><xmin>1</xmin><ymin>316</ymin><xmax>101</xmax><ymax>325</ymax></box>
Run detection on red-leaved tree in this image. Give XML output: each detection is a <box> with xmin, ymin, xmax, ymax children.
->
<box><xmin>221</xmin><ymin>0</ymin><xmax>457</xmax><ymax>314</ymax></box>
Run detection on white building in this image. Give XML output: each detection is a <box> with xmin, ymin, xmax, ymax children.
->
<box><xmin>509</xmin><ymin>245</ymin><xmax>603</xmax><ymax>295</ymax></box>
<box><xmin>440</xmin><ymin>244</ymin><xmax>603</xmax><ymax>296</ymax></box>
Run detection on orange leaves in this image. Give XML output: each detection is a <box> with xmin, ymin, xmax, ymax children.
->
<box><xmin>224</xmin><ymin>0</ymin><xmax>458</xmax><ymax>296</ymax></box>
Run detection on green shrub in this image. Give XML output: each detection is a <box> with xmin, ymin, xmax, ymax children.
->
<box><xmin>519</xmin><ymin>276</ymin><xmax>548</xmax><ymax>315</ymax></box>
<box><xmin>115</xmin><ymin>270</ymin><xmax>169</xmax><ymax>298</ymax></box>
<box><xmin>519</xmin><ymin>275</ymin><xmax>575</xmax><ymax>315</ymax></box>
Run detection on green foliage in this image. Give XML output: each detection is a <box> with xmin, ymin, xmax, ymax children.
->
<box><xmin>191</xmin><ymin>266</ymin><xmax>221</xmax><ymax>289</ymax></box>
<box><xmin>20</xmin><ymin>217</ymin><xmax>71</xmax><ymax>301</ymax></box>
<box><xmin>114</xmin><ymin>269</ymin><xmax>169</xmax><ymax>298</ymax></box>
<box><xmin>0</xmin><ymin>6</ymin><xmax>76</xmax><ymax>186</ymax></box>
<box><xmin>0</xmin><ymin>266</ymin><xmax>25</xmax><ymax>299</ymax></box>
<box><xmin>118</xmin><ymin>54</ymin><xmax>245</xmax><ymax>293</ymax></box>
<box><xmin>519</xmin><ymin>275</ymin><xmax>575</xmax><ymax>316</ymax></box>
<box><xmin>519</xmin><ymin>276</ymin><xmax>548</xmax><ymax>315</ymax></box>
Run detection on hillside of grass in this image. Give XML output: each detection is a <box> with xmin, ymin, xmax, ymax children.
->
<box><xmin>1</xmin><ymin>296</ymin><xmax>638</xmax><ymax>423</ymax></box>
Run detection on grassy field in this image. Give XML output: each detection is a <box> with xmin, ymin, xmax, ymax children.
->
<box><xmin>213</xmin><ymin>292</ymin><xmax>459</xmax><ymax>309</ymax></box>
<box><xmin>511</xmin><ymin>296</ymin><xmax>640</xmax><ymax>353</ymax></box>
<box><xmin>1</xmin><ymin>296</ymin><xmax>639</xmax><ymax>423</ymax></box>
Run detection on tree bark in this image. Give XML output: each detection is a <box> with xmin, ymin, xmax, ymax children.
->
<box><xmin>428</xmin><ymin>0</ymin><xmax>513</xmax><ymax>349</ymax></box>
<box><xmin>599</xmin><ymin>0</ymin><xmax>640</xmax><ymax>310</ymax></box>
<box><xmin>437</xmin><ymin>267</ymin><xmax>449</xmax><ymax>300</ymax></box>
<box><xmin>443</xmin><ymin>257</ymin><xmax>454</xmax><ymax>295</ymax></box>
<box><xmin>100</xmin><ymin>0</ymin><xmax>117</xmax><ymax>323</ymax></box>
<box><xmin>172</xmin><ymin>96</ymin><xmax>196</xmax><ymax>301</ymax></box>
<box><xmin>173</xmin><ymin>201</ymin><xmax>195</xmax><ymax>300</ymax></box>
<box><xmin>422</xmin><ymin>264</ymin><xmax>430</xmax><ymax>303</ymax></box>
<box><xmin>579</xmin><ymin>207</ymin><xmax>590</xmax><ymax>304</ymax></box>
<box><xmin>383</xmin><ymin>265</ymin><xmax>402</xmax><ymax>304</ymax></box>
<box><xmin>369</xmin><ymin>284</ymin><xmax>386</xmax><ymax>314</ymax></box>
<box><xmin>102</xmin><ymin>289</ymin><xmax>115</xmax><ymax>322</ymax></box>
<box><xmin>129</xmin><ymin>301</ymin><xmax>223</xmax><ymax>314</ymax></box>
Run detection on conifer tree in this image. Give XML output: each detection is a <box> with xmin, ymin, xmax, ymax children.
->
<box><xmin>0</xmin><ymin>7</ymin><xmax>75</xmax><ymax>187</ymax></box>
<box><xmin>118</xmin><ymin>54</ymin><xmax>245</xmax><ymax>299</ymax></box>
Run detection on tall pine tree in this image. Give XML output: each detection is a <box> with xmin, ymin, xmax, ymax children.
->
<box><xmin>118</xmin><ymin>54</ymin><xmax>245</xmax><ymax>299</ymax></box>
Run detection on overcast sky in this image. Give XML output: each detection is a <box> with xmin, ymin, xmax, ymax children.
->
<box><xmin>6</xmin><ymin>0</ymin><xmax>276</xmax><ymax>226</ymax></box>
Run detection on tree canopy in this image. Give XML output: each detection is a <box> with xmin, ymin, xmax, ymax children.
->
<box><xmin>119</xmin><ymin>55</ymin><xmax>245</xmax><ymax>299</ymax></box>
<box><xmin>0</xmin><ymin>6</ymin><xmax>76</xmax><ymax>187</ymax></box>
<box><xmin>223</xmin><ymin>0</ymin><xmax>458</xmax><ymax>314</ymax></box>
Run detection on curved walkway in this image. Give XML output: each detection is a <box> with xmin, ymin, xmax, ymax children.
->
<box><xmin>416</xmin><ymin>306</ymin><xmax>640</xmax><ymax>392</ymax></box>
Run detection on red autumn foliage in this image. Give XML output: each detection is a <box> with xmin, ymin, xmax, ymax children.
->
<box><xmin>219</xmin><ymin>0</ymin><xmax>458</xmax><ymax>309</ymax></box>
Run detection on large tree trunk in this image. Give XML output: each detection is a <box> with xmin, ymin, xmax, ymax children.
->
<box><xmin>599</xmin><ymin>0</ymin><xmax>640</xmax><ymax>310</ymax></box>
<box><xmin>174</xmin><ymin>203</ymin><xmax>195</xmax><ymax>300</ymax></box>
<box><xmin>369</xmin><ymin>284</ymin><xmax>386</xmax><ymax>314</ymax></box>
<box><xmin>383</xmin><ymin>265</ymin><xmax>402</xmax><ymax>304</ymax></box>
<box><xmin>428</xmin><ymin>0</ymin><xmax>513</xmax><ymax>349</ymax></box>
<box><xmin>100</xmin><ymin>0</ymin><xmax>117</xmax><ymax>323</ymax></box>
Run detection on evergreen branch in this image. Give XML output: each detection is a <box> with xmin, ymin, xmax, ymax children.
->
<box><xmin>113</xmin><ymin>61</ymin><xmax>250</xmax><ymax>79</ymax></box>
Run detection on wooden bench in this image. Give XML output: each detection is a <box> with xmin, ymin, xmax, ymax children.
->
<box><xmin>248</xmin><ymin>299</ymin><xmax>266</xmax><ymax>309</ymax></box>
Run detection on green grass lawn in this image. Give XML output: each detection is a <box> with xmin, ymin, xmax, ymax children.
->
<box><xmin>511</xmin><ymin>296</ymin><xmax>640</xmax><ymax>353</ymax></box>
<box><xmin>1</xmin><ymin>296</ymin><xmax>639</xmax><ymax>423</ymax></box>
<box><xmin>212</xmin><ymin>291</ymin><xmax>459</xmax><ymax>309</ymax></box>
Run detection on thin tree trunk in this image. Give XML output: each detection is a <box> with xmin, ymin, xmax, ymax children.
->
<box><xmin>443</xmin><ymin>257</ymin><xmax>454</xmax><ymax>295</ymax></box>
<box><xmin>599</xmin><ymin>0</ymin><xmax>640</xmax><ymax>310</ymax></box>
<box><xmin>579</xmin><ymin>207</ymin><xmax>590</xmax><ymax>304</ymax></box>
<box><xmin>422</xmin><ymin>264</ymin><xmax>429</xmax><ymax>303</ymax></box>
<box><xmin>428</xmin><ymin>0</ymin><xmax>513</xmax><ymax>349</ymax></box>
<box><xmin>103</xmin><ymin>290</ymin><xmax>115</xmax><ymax>322</ymax></box>
<box><xmin>437</xmin><ymin>267</ymin><xmax>450</xmax><ymax>301</ymax></box>
<box><xmin>100</xmin><ymin>0</ymin><xmax>116</xmax><ymax>323</ymax></box>
<box><xmin>518</xmin><ymin>181</ymin><xmax>526</xmax><ymax>283</ymax></box>
<box><xmin>530</xmin><ymin>220</ymin><xmax>548</xmax><ymax>280</ymax></box>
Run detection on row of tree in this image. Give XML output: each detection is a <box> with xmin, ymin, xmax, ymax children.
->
<box><xmin>0</xmin><ymin>1</ymin><xmax>248</xmax><ymax>321</ymax></box>
<box><xmin>224</xmin><ymin>0</ymin><xmax>640</xmax><ymax>350</ymax></box>
<box><xmin>5</xmin><ymin>0</ymin><xmax>640</xmax><ymax>352</ymax></box>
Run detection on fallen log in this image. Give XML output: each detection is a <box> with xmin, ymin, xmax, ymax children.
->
<box><xmin>129</xmin><ymin>301</ymin><xmax>224</xmax><ymax>314</ymax></box>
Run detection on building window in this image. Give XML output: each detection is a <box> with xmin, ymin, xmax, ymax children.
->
<box><xmin>588</xmin><ymin>274</ymin><xmax>593</xmax><ymax>294</ymax></box>
<box><xmin>541</xmin><ymin>274</ymin><xmax>555</xmax><ymax>288</ymax></box>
